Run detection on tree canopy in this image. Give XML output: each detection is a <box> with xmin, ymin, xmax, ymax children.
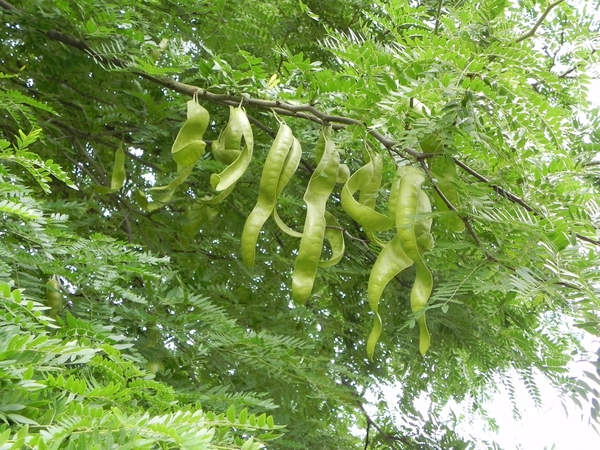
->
<box><xmin>1</xmin><ymin>0</ymin><xmax>600</xmax><ymax>448</ymax></box>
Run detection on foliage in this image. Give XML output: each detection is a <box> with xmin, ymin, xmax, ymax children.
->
<box><xmin>1</xmin><ymin>0</ymin><xmax>600</xmax><ymax>448</ymax></box>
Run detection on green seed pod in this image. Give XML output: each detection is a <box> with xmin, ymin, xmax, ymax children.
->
<box><xmin>171</xmin><ymin>99</ymin><xmax>209</xmax><ymax>170</ymax></box>
<box><xmin>94</xmin><ymin>147</ymin><xmax>126</xmax><ymax>194</ymax></box>
<box><xmin>341</xmin><ymin>151</ymin><xmax>393</xmax><ymax>232</ymax></box>
<box><xmin>210</xmin><ymin>107</ymin><xmax>254</xmax><ymax>193</ymax></box>
<box><xmin>292</xmin><ymin>126</ymin><xmax>340</xmax><ymax>304</ymax></box>
<box><xmin>241</xmin><ymin>124</ymin><xmax>294</xmax><ymax>267</ymax></box>
<box><xmin>45</xmin><ymin>277</ymin><xmax>63</xmax><ymax>319</ymax></box>
<box><xmin>395</xmin><ymin>167</ymin><xmax>433</xmax><ymax>355</ymax></box>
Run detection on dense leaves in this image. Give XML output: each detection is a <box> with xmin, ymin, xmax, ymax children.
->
<box><xmin>1</xmin><ymin>0</ymin><xmax>600</xmax><ymax>448</ymax></box>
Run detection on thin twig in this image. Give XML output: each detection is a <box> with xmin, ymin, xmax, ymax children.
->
<box><xmin>515</xmin><ymin>0</ymin><xmax>566</xmax><ymax>43</ymax></box>
<box><xmin>453</xmin><ymin>158</ymin><xmax>600</xmax><ymax>246</ymax></box>
<box><xmin>434</xmin><ymin>0</ymin><xmax>443</xmax><ymax>35</ymax></box>
<box><xmin>3</xmin><ymin>0</ymin><xmax>598</xmax><ymax>250</ymax></box>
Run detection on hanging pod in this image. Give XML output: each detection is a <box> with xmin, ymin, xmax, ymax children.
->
<box><xmin>144</xmin><ymin>98</ymin><xmax>210</xmax><ymax>209</ymax></box>
<box><xmin>292</xmin><ymin>126</ymin><xmax>341</xmax><ymax>304</ymax></box>
<box><xmin>395</xmin><ymin>167</ymin><xmax>433</xmax><ymax>356</ymax></box>
<box><xmin>171</xmin><ymin>99</ymin><xmax>209</xmax><ymax>171</ymax></box>
<box><xmin>209</xmin><ymin>106</ymin><xmax>254</xmax><ymax>193</ymax></box>
<box><xmin>366</xmin><ymin>166</ymin><xmax>434</xmax><ymax>359</ymax></box>
<box><xmin>45</xmin><ymin>276</ymin><xmax>63</xmax><ymax>319</ymax></box>
<box><xmin>241</xmin><ymin>124</ymin><xmax>295</xmax><ymax>267</ymax></box>
<box><xmin>199</xmin><ymin>106</ymin><xmax>254</xmax><ymax>205</ymax></box>
<box><xmin>341</xmin><ymin>150</ymin><xmax>393</xmax><ymax>232</ymax></box>
<box><xmin>94</xmin><ymin>147</ymin><xmax>126</xmax><ymax>194</ymax></box>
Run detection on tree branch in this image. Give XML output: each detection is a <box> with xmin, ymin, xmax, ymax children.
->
<box><xmin>3</xmin><ymin>0</ymin><xmax>598</xmax><ymax>249</ymax></box>
<box><xmin>453</xmin><ymin>158</ymin><xmax>600</xmax><ymax>246</ymax></box>
<box><xmin>515</xmin><ymin>0</ymin><xmax>565</xmax><ymax>43</ymax></box>
<box><xmin>0</xmin><ymin>0</ymin><xmax>431</xmax><ymax>160</ymax></box>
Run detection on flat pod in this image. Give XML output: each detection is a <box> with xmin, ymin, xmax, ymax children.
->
<box><xmin>395</xmin><ymin>167</ymin><xmax>433</xmax><ymax>355</ymax></box>
<box><xmin>171</xmin><ymin>100</ymin><xmax>209</xmax><ymax>169</ymax></box>
<box><xmin>94</xmin><ymin>147</ymin><xmax>126</xmax><ymax>194</ymax></box>
<box><xmin>241</xmin><ymin>124</ymin><xmax>294</xmax><ymax>267</ymax></box>
<box><xmin>292</xmin><ymin>126</ymin><xmax>340</xmax><ymax>304</ymax></box>
<box><xmin>341</xmin><ymin>151</ymin><xmax>393</xmax><ymax>232</ymax></box>
<box><xmin>210</xmin><ymin>107</ymin><xmax>254</xmax><ymax>192</ymax></box>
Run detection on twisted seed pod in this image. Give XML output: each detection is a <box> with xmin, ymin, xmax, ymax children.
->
<box><xmin>171</xmin><ymin>100</ymin><xmax>209</xmax><ymax>170</ymax></box>
<box><xmin>292</xmin><ymin>126</ymin><xmax>340</xmax><ymax>304</ymax></box>
<box><xmin>366</xmin><ymin>166</ymin><xmax>435</xmax><ymax>359</ymax></box>
<box><xmin>273</xmin><ymin>136</ymin><xmax>303</xmax><ymax>238</ymax></box>
<box><xmin>396</xmin><ymin>167</ymin><xmax>433</xmax><ymax>356</ymax></box>
<box><xmin>366</xmin><ymin>230</ymin><xmax>414</xmax><ymax>359</ymax></box>
<box><xmin>241</xmin><ymin>124</ymin><xmax>294</xmax><ymax>267</ymax></box>
<box><xmin>144</xmin><ymin>99</ymin><xmax>209</xmax><ymax>209</ymax></box>
<box><xmin>319</xmin><ymin>212</ymin><xmax>345</xmax><ymax>268</ymax></box>
<box><xmin>341</xmin><ymin>151</ymin><xmax>393</xmax><ymax>232</ymax></box>
<box><xmin>46</xmin><ymin>277</ymin><xmax>63</xmax><ymax>319</ymax></box>
<box><xmin>210</xmin><ymin>106</ymin><xmax>253</xmax><ymax>193</ymax></box>
<box><xmin>94</xmin><ymin>147</ymin><xmax>126</xmax><ymax>194</ymax></box>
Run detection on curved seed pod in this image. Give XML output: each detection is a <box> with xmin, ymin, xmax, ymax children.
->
<box><xmin>272</xmin><ymin>136</ymin><xmax>304</xmax><ymax>238</ymax></box>
<box><xmin>336</xmin><ymin>164</ymin><xmax>350</xmax><ymax>184</ymax></box>
<box><xmin>319</xmin><ymin>212</ymin><xmax>345</xmax><ymax>267</ymax></box>
<box><xmin>210</xmin><ymin>107</ymin><xmax>253</xmax><ymax>192</ymax></box>
<box><xmin>274</xmin><ymin>209</ymin><xmax>303</xmax><ymax>238</ymax></box>
<box><xmin>241</xmin><ymin>124</ymin><xmax>294</xmax><ymax>267</ymax></box>
<box><xmin>292</xmin><ymin>126</ymin><xmax>339</xmax><ymax>304</ymax></box>
<box><xmin>396</xmin><ymin>167</ymin><xmax>433</xmax><ymax>355</ymax></box>
<box><xmin>429</xmin><ymin>155</ymin><xmax>465</xmax><ymax>233</ymax></box>
<box><xmin>341</xmin><ymin>152</ymin><xmax>393</xmax><ymax>232</ymax></box>
<box><xmin>171</xmin><ymin>100</ymin><xmax>209</xmax><ymax>170</ymax></box>
<box><xmin>46</xmin><ymin>276</ymin><xmax>63</xmax><ymax>319</ymax></box>
<box><xmin>211</xmin><ymin>139</ymin><xmax>241</xmax><ymax>165</ymax></box>
<box><xmin>415</xmin><ymin>190</ymin><xmax>435</xmax><ymax>251</ymax></box>
<box><xmin>94</xmin><ymin>147</ymin><xmax>126</xmax><ymax>194</ymax></box>
<box><xmin>143</xmin><ymin>99</ymin><xmax>209</xmax><ymax>209</ymax></box>
<box><xmin>366</xmin><ymin>231</ymin><xmax>414</xmax><ymax>359</ymax></box>
<box><xmin>147</xmin><ymin>165</ymin><xmax>195</xmax><ymax>209</ymax></box>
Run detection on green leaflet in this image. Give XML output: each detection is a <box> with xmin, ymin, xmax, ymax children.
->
<box><xmin>241</xmin><ymin>124</ymin><xmax>294</xmax><ymax>267</ymax></box>
<box><xmin>292</xmin><ymin>126</ymin><xmax>340</xmax><ymax>304</ymax></box>
<box><xmin>429</xmin><ymin>154</ymin><xmax>465</xmax><ymax>233</ymax></box>
<box><xmin>341</xmin><ymin>151</ymin><xmax>393</xmax><ymax>232</ymax></box>
<box><xmin>94</xmin><ymin>147</ymin><xmax>126</xmax><ymax>194</ymax></box>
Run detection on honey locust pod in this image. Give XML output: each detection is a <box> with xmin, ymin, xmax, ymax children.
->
<box><xmin>46</xmin><ymin>276</ymin><xmax>63</xmax><ymax>319</ymax></box>
<box><xmin>209</xmin><ymin>106</ymin><xmax>254</xmax><ymax>193</ymax></box>
<box><xmin>199</xmin><ymin>107</ymin><xmax>253</xmax><ymax>205</ymax></box>
<box><xmin>292</xmin><ymin>126</ymin><xmax>340</xmax><ymax>304</ymax></box>
<box><xmin>341</xmin><ymin>151</ymin><xmax>393</xmax><ymax>232</ymax></box>
<box><xmin>171</xmin><ymin>99</ymin><xmax>209</xmax><ymax>170</ymax></box>
<box><xmin>366</xmin><ymin>166</ymin><xmax>435</xmax><ymax>359</ymax></box>
<box><xmin>241</xmin><ymin>124</ymin><xmax>294</xmax><ymax>267</ymax></box>
<box><xmin>142</xmin><ymin>99</ymin><xmax>210</xmax><ymax>209</ymax></box>
<box><xmin>395</xmin><ymin>167</ymin><xmax>433</xmax><ymax>355</ymax></box>
<box><xmin>94</xmin><ymin>147</ymin><xmax>126</xmax><ymax>194</ymax></box>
